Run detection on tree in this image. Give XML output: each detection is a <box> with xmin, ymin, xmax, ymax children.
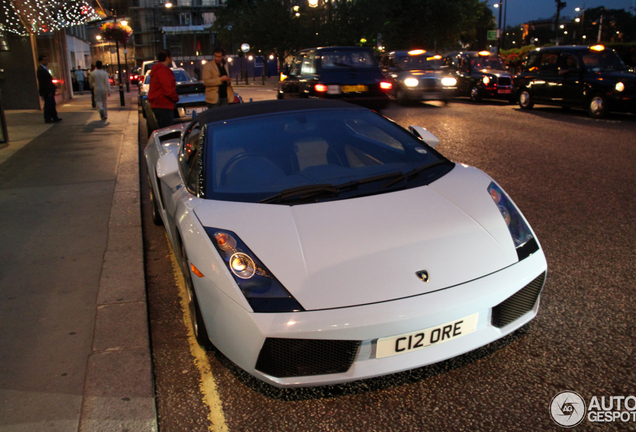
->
<box><xmin>214</xmin><ymin>0</ymin><xmax>304</xmax><ymax>74</ymax></box>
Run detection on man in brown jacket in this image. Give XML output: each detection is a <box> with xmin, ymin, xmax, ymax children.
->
<box><xmin>202</xmin><ymin>47</ymin><xmax>234</xmax><ymax>108</ymax></box>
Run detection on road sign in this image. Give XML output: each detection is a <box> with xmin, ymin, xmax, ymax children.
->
<box><xmin>487</xmin><ymin>30</ymin><xmax>498</xmax><ymax>40</ymax></box>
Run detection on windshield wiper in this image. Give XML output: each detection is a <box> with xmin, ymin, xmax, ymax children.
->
<box><xmin>260</xmin><ymin>184</ymin><xmax>339</xmax><ymax>204</ymax></box>
<box><xmin>381</xmin><ymin>160</ymin><xmax>449</xmax><ymax>189</ymax></box>
<box><xmin>260</xmin><ymin>172</ymin><xmax>406</xmax><ymax>204</ymax></box>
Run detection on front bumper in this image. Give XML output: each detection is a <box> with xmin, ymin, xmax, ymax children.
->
<box><xmin>193</xmin><ymin>248</ymin><xmax>547</xmax><ymax>388</ymax></box>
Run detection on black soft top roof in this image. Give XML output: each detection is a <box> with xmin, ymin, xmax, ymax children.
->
<box><xmin>194</xmin><ymin>99</ymin><xmax>363</xmax><ymax>125</ymax></box>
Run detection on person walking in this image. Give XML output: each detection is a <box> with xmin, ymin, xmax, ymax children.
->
<box><xmin>148</xmin><ymin>50</ymin><xmax>179</xmax><ymax>129</ymax></box>
<box><xmin>89</xmin><ymin>64</ymin><xmax>96</xmax><ymax>108</ymax></box>
<box><xmin>89</xmin><ymin>60</ymin><xmax>111</xmax><ymax>120</ymax></box>
<box><xmin>36</xmin><ymin>55</ymin><xmax>62</xmax><ymax>124</ymax></box>
<box><xmin>74</xmin><ymin>66</ymin><xmax>85</xmax><ymax>95</ymax></box>
<box><xmin>202</xmin><ymin>47</ymin><xmax>234</xmax><ymax>109</ymax></box>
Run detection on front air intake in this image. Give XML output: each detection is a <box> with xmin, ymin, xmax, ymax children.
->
<box><xmin>255</xmin><ymin>338</ymin><xmax>361</xmax><ymax>378</ymax></box>
<box><xmin>491</xmin><ymin>272</ymin><xmax>546</xmax><ymax>328</ymax></box>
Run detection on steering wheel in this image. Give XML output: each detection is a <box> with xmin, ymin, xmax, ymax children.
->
<box><xmin>219</xmin><ymin>153</ymin><xmax>253</xmax><ymax>186</ymax></box>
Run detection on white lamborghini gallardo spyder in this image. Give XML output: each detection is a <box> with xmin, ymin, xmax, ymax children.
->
<box><xmin>145</xmin><ymin>99</ymin><xmax>547</xmax><ymax>388</ymax></box>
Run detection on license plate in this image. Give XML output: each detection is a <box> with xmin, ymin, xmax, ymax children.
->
<box><xmin>342</xmin><ymin>85</ymin><xmax>368</xmax><ymax>93</ymax></box>
<box><xmin>498</xmin><ymin>89</ymin><xmax>512</xmax><ymax>94</ymax></box>
<box><xmin>376</xmin><ymin>313</ymin><xmax>478</xmax><ymax>359</ymax></box>
<box><xmin>185</xmin><ymin>107</ymin><xmax>206</xmax><ymax>116</ymax></box>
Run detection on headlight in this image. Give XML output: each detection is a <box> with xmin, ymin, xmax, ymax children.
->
<box><xmin>441</xmin><ymin>77</ymin><xmax>457</xmax><ymax>86</ymax></box>
<box><xmin>483</xmin><ymin>76</ymin><xmax>490</xmax><ymax>85</ymax></box>
<box><xmin>404</xmin><ymin>78</ymin><xmax>419</xmax><ymax>87</ymax></box>
<box><xmin>487</xmin><ymin>182</ymin><xmax>538</xmax><ymax>260</ymax></box>
<box><xmin>615</xmin><ymin>82</ymin><xmax>625</xmax><ymax>92</ymax></box>
<box><xmin>206</xmin><ymin>228</ymin><xmax>305</xmax><ymax>312</ymax></box>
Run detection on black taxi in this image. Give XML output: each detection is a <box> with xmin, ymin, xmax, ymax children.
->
<box><xmin>277</xmin><ymin>46</ymin><xmax>391</xmax><ymax>110</ymax></box>
<box><xmin>514</xmin><ymin>45</ymin><xmax>636</xmax><ymax>118</ymax></box>
<box><xmin>443</xmin><ymin>51</ymin><xmax>514</xmax><ymax>102</ymax></box>
<box><xmin>379</xmin><ymin>50</ymin><xmax>457</xmax><ymax>105</ymax></box>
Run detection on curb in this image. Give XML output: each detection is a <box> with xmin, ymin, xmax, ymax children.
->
<box><xmin>78</xmin><ymin>100</ymin><xmax>158</xmax><ymax>432</ymax></box>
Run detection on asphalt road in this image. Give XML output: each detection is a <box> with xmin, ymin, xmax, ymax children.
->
<box><xmin>140</xmin><ymin>93</ymin><xmax>636</xmax><ymax>431</ymax></box>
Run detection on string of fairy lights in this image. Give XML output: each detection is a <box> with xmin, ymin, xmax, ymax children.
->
<box><xmin>0</xmin><ymin>0</ymin><xmax>101</xmax><ymax>36</ymax></box>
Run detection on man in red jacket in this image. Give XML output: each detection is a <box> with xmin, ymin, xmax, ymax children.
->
<box><xmin>148</xmin><ymin>50</ymin><xmax>179</xmax><ymax>129</ymax></box>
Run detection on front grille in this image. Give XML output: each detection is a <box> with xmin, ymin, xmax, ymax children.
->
<box><xmin>255</xmin><ymin>338</ymin><xmax>361</xmax><ymax>378</ymax></box>
<box><xmin>498</xmin><ymin>76</ymin><xmax>512</xmax><ymax>86</ymax></box>
<box><xmin>421</xmin><ymin>78</ymin><xmax>438</xmax><ymax>89</ymax></box>
<box><xmin>491</xmin><ymin>272</ymin><xmax>546</xmax><ymax>328</ymax></box>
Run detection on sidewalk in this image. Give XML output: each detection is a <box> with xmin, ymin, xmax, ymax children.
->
<box><xmin>0</xmin><ymin>91</ymin><xmax>157</xmax><ymax>431</ymax></box>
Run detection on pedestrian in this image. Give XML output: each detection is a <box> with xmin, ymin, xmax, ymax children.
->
<box><xmin>202</xmin><ymin>47</ymin><xmax>234</xmax><ymax>109</ymax></box>
<box><xmin>74</xmin><ymin>66</ymin><xmax>85</xmax><ymax>95</ymax></box>
<box><xmin>89</xmin><ymin>64</ymin><xmax>96</xmax><ymax>108</ymax></box>
<box><xmin>36</xmin><ymin>54</ymin><xmax>62</xmax><ymax>124</ymax></box>
<box><xmin>148</xmin><ymin>50</ymin><xmax>179</xmax><ymax>129</ymax></box>
<box><xmin>89</xmin><ymin>60</ymin><xmax>111</xmax><ymax>120</ymax></box>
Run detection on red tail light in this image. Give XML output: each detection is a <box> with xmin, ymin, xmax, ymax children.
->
<box><xmin>315</xmin><ymin>84</ymin><xmax>328</xmax><ymax>93</ymax></box>
<box><xmin>380</xmin><ymin>81</ymin><xmax>393</xmax><ymax>91</ymax></box>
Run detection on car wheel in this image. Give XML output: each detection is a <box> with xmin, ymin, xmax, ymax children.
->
<box><xmin>147</xmin><ymin>174</ymin><xmax>163</xmax><ymax>226</ymax></box>
<box><xmin>518</xmin><ymin>89</ymin><xmax>534</xmax><ymax>109</ymax></box>
<box><xmin>469</xmin><ymin>86</ymin><xmax>482</xmax><ymax>102</ymax></box>
<box><xmin>588</xmin><ymin>94</ymin><xmax>608</xmax><ymax>119</ymax></box>
<box><xmin>180</xmin><ymin>241</ymin><xmax>212</xmax><ymax>349</ymax></box>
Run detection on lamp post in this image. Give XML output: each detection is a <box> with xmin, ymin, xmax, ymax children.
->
<box><xmin>112</xmin><ymin>10</ymin><xmax>125</xmax><ymax>107</ymax></box>
<box><xmin>121</xmin><ymin>19</ymin><xmax>130</xmax><ymax>93</ymax></box>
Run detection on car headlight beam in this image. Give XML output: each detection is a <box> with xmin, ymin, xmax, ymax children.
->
<box><xmin>483</xmin><ymin>76</ymin><xmax>490</xmax><ymax>85</ymax></box>
<box><xmin>404</xmin><ymin>78</ymin><xmax>419</xmax><ymax>87</ymax></box>
<box><xmin>206</xmin><ymin>228</ymin><xmax>305</xmax><ymax>312</ymax></box>
<box><xmin>615</xmin><ymin>82</ymin><xmax>625</xmax><ymax>92</ymax></box>
<box><xmin>441</xmin><ymin>77</ymin><xmax>457</xmax><ymax>87</ymax></box>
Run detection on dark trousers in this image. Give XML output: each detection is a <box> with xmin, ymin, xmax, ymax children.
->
<box><xmin>152</xmin><ymin>108</ymin><xmax>174</xmax><ymax>129</ymax></box>
<box><xmin>42</xmin><ymin>95</ymin><xmax>58</xmax><ymax>122</ymax></box>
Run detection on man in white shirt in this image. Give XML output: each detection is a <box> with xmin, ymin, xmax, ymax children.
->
<box><xmin>89</xmin><ymin>61</ymin><xmax>111</xmax><ymax>120</ymax></box>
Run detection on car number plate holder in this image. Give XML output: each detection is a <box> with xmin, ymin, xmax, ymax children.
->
<box><xmin>342</xmin><ymin>85</ymin><xmax>368</xmax><ymax>93</ymax></box>
<box><xmin>498</xmin><ymin>89</ymin><xmax>512</xmax><ymax>94</ymax></box>
<box><xmin>376</xmin><ymin>313</ymin><xmax>478</xmax><ymax>359</ymax></box>
<box><xmin>186</xmin><ymin>107</ymin><xmax>206</xmax><ymax>116</ymax></box>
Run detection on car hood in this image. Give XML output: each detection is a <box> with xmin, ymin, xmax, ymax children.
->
<box><xmin>194</xmin><ymin>165</ymin><xmax>521</xmax><ymax>311</ymax></box>
<box><xmin>474</xmin><ymin>69</ymin><xmax>510</xmax><ymax>77</ymax></box>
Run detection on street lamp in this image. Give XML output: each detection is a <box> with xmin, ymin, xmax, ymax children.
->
<box><xmin>121</xmin><ymin>19</ymin><xmax>130</xmax><ymax>93</ymax></box>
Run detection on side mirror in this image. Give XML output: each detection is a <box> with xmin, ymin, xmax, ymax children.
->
<box><xmin>156</xmin><ymin>152</ymin><xmax>181</xmax><ymax>189</ymax></box>
<box><xmin>409</xmin><ymin>126</ymin><xmax>439</xmax><ymax>148</ymax></box>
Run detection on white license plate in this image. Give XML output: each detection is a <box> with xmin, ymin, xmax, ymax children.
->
<box><xmin>376</xmin><ymin>313</ymin><xmax>478</xmax><ymax>359</ymax></box>
<box><xmin>185</xmin><ymin>107</ymin><xmax>206</xmax><ymax>116</ymax></box>
<box><xmin>498</xmin><ymin>89</ymin><xmax>512</xmax><ymax>94</ymax></box>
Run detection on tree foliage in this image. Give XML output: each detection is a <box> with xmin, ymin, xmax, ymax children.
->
<box><xmin>214</xmin><ymin>0</ymin><xmax>496</xmax><ymax>65</ymax></box>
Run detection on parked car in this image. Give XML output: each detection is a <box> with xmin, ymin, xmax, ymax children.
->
<box><xmin>444</xmin><ymin>51</ymin><xmax>514</xmax><ymax>102</ymax></box>
<box><xmin>379</xmin><ymin>50</ymin><xmax>457</xmax><ymax>105</ymax></box>
<box><xmin>139</xmin><ymin>67</ymin><xmax>194</xmax><ymax>118</ymax></box>
<box><xmin>144</xmin><ymin>99</ymin><xmax>547</xmax><ymax>388</ymax></box>
<box><xmin>129</xmin><ymin>67</ymin><xmax>142</xmax><ymax>86</ymax></box>
<box><xmin>514</xmin><ymin>45</ymin><xmax>636</xmax><ymax>118</ymax></box>
<box><xmin>278</xmin><ymin>46</ymin><xmax>392</xmax><ymax>110</ymax></box>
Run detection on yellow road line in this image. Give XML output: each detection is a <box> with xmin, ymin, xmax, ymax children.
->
<box><xmin>168</xmin><ymin>240</ymin><xmax>229</xmax><ymax>432</ymax></box>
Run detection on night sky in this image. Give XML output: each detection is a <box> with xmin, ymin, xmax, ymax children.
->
<box><xmin>490</xmin><ymin>0</ymin><xmax>635</xmax><ymax>27</ymax></box>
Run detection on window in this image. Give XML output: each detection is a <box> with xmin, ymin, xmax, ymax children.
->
<box><xmin>179</xmin><ymin>13</ymin><xmax>191</xmax><ymax>26</ymax></box>
<box><xmin>180</xmin><ymin>124</ymin><xmax>202</xmax><ymax>194</ymax></box>
<box><xmin>539</xmin><ymin>52</ymin><xmax>559</xmax><ymax>73</ymax></box>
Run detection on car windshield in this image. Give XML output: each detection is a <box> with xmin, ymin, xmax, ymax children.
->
<box><xmin>204</xmin><ymin>109</ymin><xmax>451</xmax><ymax>204</ymax></box>
<box><xmin>397</xmin><ymin>56</ymin><xmax>445</xmax><ymax>71</ymax></box>
<box><xmin>173</xmin><ymin>69</ymin><xmax>191</xmax><ymax>82</ymax></box>
<box><xmin>470</xmin><ymin>56</ymin><xmax>506</xmax><ymax>70</ymax></box>
<box><xmin>321</xmin><ymin>50</ymin><xmax>378</xmax><ymax>69</ymax></box>
<box><xmin>582</xmin><ymin>51</ymin><xmax>627</xmax><ymax>72</ymax></box>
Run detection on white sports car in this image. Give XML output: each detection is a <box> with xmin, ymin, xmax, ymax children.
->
<box><xmin>145</xmin><ymin>99</ymin><xmax>547</xmax><ymax>388</ymax></box>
